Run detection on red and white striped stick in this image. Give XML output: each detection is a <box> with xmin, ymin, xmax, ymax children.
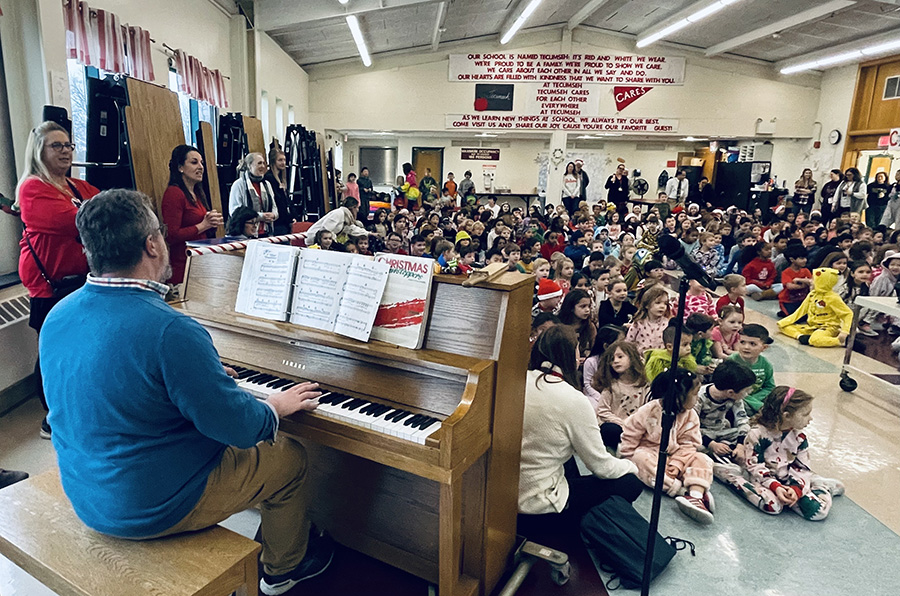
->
<box><xmin>185</xmin><ymin>233</ymin><xmax>305</xmax><ymax>257</ymax></box>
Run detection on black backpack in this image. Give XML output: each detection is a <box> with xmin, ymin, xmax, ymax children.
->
<box><xmin>580</xmin><ymin>496</ymin><xmax>693</xmax><ymax>590</ymax></box>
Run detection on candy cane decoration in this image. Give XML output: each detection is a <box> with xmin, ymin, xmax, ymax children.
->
<box><xmin>185</xmin><ymin>233</ymin><xmax>305</xmax><ymax>257</ymax></box>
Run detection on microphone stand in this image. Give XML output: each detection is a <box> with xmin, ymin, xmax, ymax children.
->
<box><xmin>640</xmin><ymin>274</ymin><xmax>689</xmax><ymax>596</ymax></box>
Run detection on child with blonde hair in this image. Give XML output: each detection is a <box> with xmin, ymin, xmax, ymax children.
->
<box><xmin>713</xmin><ymin>386</ymin><xmax>843</xmax><ymax>520</ymax></box>
<box><xmin>589</xmin><ymin>340</ymin><xmax>648</xmax><ymax>452</ymax></box>
<box><xmin>625</xmin><ymin>285</ymin><xmax>671</xmax><ymax>353</ymax></box>
<box><xmin>555</xmin><ymin>256</ymin><xmax>575</xmax><ymax>294</ymax></box>
<box><xmin>620</xmin><ymin>369</ymin><xmax>716</xmax><ymax>523</ymax></box>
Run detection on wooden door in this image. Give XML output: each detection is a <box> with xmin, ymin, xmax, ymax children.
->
<box><xmin>866</xmin><ymin>154</ymin><xmax>893</xmax><ymax>181</ymax></box>
<box><xmin>412</xmin><ymin>147</ymin><xmax>444</xmax><ymax>190</ymax></box>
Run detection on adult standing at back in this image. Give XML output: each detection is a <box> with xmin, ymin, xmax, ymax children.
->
<box><xmin>792</xmin><ymin>168</ymin><xmax>816</xmax><ymax>216</ymax></box>
<box><xmin>402</xmin><ymin>162</ymin><xmax>418</xmax><ymax>210</ymax></box>
<box><xmin>574</xmin><ymin>159</ymin><xmax>590</xmax><ymax>207</ymax></box>
<box><xmin>819</xmin><ymin>169</ymin><xmax>843</xmax><ymax>221</ymax></box>
<box><xmin>265</xmin><ymin>147</ymin><xmax>293</xmax><ymax>236</ymax></box>
<box><xmin>832</xmin><ymin>167</ymin><xmax>867</xmax><ymax>218</ymax></box>
<box><xmin>666</xmin><ymin>169</ymin><xmax>690</xmax><ymax>208</ymax></box>
<box><xmin>161</xmin><ymin>145</ymin><xmax>223</xmax><ymax>286</ymax></box>
<box><xmin>604</xmin><ymin>162</ymin><xmax>629</xmax><ymax>212</ymax></box>
<box><xmin>562</xmin><ymin>162</ymin><xmax>580</xmax><ymax>216</ymax></box>
<box><xmin>229</xmin><ymin>152</ymin><xmax>278</xmax><ymax>237</ymax></box>
<box><xmin>866</xmin><ymin>171</ymin><xmax>891</xmax><ymax>228</ymax></box>
<box><xmin>15</xmin><ymin>121</ymin><xmax>99</xmax><ymax>439</ymax></box>
<box><xmin>357</xmin><ymin>166</ymin><xmax>375</xmax><ymax>221</ymax></box>
<box><xmin>458</xmin><ymin>170</ymin><xmax>476</xmax><ymax>206</ymax></box>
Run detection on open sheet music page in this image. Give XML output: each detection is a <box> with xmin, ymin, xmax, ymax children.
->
<box><xmin>234</xmin><ymin>242</ymin><xmax>299</xmax><ymax>321</ymax></box>
<box><xmin>289</xmin><ymin>250</ymin><xmax>355</xmax><ymax>331</ymax></box>
<box><xmin>333</xmin><ymin>258</ymin><xmax>390</xmax><ymax>342</ymax></box>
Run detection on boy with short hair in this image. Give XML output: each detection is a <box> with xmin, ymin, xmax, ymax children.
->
<box><xmin>778</xmin><ymin>244</ymin><xmax>813</xmax><ymax>315</ymax></box>
<box><xmin>583</xmin><ymin>250</ymin><xmax>605</xmax><ymax>276</ymax></box>
<box><xmin>434</xmin><ymin>239</ymin><xmax>458</xmax><ymax>274</ymax></box>
<box><xmin>517</xmin><ymin>237</ymin><xmax>540</xmax><ymax>274</ymax></box>
<box><xmin>695</xmin><ymin>359</ymin><xmax>756</xmax><ymax>462</ymax></box>
<box><xmin>644</xmin><ymin>324</ymin><xmax>698</xmax><ymax>382</ymax></box>
<box><xmin>533</xmin><ymin>278</ymin><xmax>563</xmax><ymax>318</ymax></box>
<box><xmin>590</xmin><ymin>267</ymin><xmax>611</xmax><ymax>321</ymax></box>
<box><xmin>564</xmin><ymin>230</ymin><xmax>590</xmax><ymax>264</ymax></box>
<box><xmin>728</xmin><ymin>323</ymin><xmax>775</xmax><ymax>414</ymax></box>
<box><xmin>686</xmin><ymin>312</ymin><xmax>716</xmax><ymax>375</ymax></box>
<box><xmin>716</xmin><ymin>274</ymin><xmax>746</xmax><ymax>316</ymax></box>
<box><xmin>503</xmin><ymin>244</ymin><xmax>521</xmax><ymax>272</ymax></box>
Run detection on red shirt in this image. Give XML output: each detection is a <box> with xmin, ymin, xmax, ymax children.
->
<box><xmin>779</xmin><ymin>267</ymin><xmax>811</xmax><ymax>305</ymax></box>
<box><xmin>715</xmin><ymin>294</ymin><xmax>745</xmax><ymax>316</ymax></box>
<box><xmin>540</xmin><ymin>239</ymin><xmax>565</xmax><ymax>260</ymax></box>
<box><xmin>161</xmin><ymin>185</ymin><xmax>208</xmax><ymax>284</ymax></box>
<box><xmin>18</xmin><ymin>177</ymin><xmax>99</xmax><ymax>298</ymax></box>
<box><xmin>742</xmin><ymin>258</ymin><xmax>776</xmax><ymax>289</ymax></box>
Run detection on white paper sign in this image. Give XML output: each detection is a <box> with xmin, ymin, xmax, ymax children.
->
<box><xmin>449</xmin><ymin>53</ymin><xmax>685</xmax><ymax>86</ymax></box>
<box><xmin>445</xmin><ymin>114</ymin><xmax>679</xmax><ymax>133</ymax></box>
<box><xmin>522</xmin><ymin>82</ymin><xmax>601</xmax><ymax>117</ymax></box>
<box><xmin>890</xmin><ymin>128</ymin><xmax>900</xmax><ymax>150</ymax></box>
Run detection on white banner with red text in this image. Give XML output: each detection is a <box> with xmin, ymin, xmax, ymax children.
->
<box><xmin>445</xmin><ymin>114</ymin><xmax>679</xmax><ymax>133</ymax></box>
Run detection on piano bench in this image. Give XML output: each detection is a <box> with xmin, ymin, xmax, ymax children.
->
<box><xmin>0</xmin><ymin>469</ymin><xmax>261</xmax><ymax>596</ymax></box>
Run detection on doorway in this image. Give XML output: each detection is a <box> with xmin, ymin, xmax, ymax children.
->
<box><xmin>857</xmin><ymin>151</ymin><xmax>900</xmax><ymax>183</ymax></box>
<box><xmin>412</xmin><ymin>147</ymin><xmax>443</xmax><ymax>193</ymax></box>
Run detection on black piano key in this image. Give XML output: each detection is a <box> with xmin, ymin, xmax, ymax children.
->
<box><xmin>372</xmin><ymin>404</ymin><xmax>391</xmax><ymax>416</ymax></box>
<box><xmin>268</xmin><ymin>378</ymin><xmax>292</xmax><ymax>388</ymax></box>
<box><xmin>346</xmin><ymin>400</ymin><xmax>369</xmax><ymax>411</ymax></box>
<box><xmin>330</xmin><ymin>395</ymin><xmax>351</xmax><ymax>406</ymax></box>
<box><xmin>360</xmin><ymin>403</ymin><xmax>380</xmax><ymax>416</ymax></box>
<box><xmin>341</xmin><ymin>398</ymin><xmax>364</xmax><ymax>410</ymax></box>
<box><xmin>404</xmin><ymin>414</ymin><xmax>423</xmax><ymax>427</ymax></box>
<box><xmin>387</xmin><ymin>410</ymin><xmax>411</xmax><ymax>422</ymax></box>
<box><xmin>236</xmin><ymin>369</ymin><xmax>257</xmax><ymax>379</ymax></box>
<box><xmin>319</xmin><ymin>393</ymin><xmax>337</xmax><ymax>404</ymax></box>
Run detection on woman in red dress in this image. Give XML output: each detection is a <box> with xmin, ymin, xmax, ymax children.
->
<box><xmin>161</xmin><ymin>145</ymin><xmax>223</xmax><ymax>285</ymax></box>
<box><xmin>16</xmin><ymin>121</ymin><xmax>99</xmax><ymax>438</ymax></box>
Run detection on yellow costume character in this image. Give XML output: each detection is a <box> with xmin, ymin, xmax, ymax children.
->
<box><xmin>778</xmin><ymin>267</ymin><xmax>853</xmax><ymax>347</ymax></box>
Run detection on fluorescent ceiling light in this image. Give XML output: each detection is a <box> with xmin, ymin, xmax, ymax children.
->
<box><xmin>346</xmin><ymin>15</ymin><xmax>371</xmax><ymax>67</ymax></box>
<box><xmin>637</xmin><ymin>0</ymin><xmax>744</xmax><ymax>48</ymax></box>
<box><xmin>681</xmin><ymin>136</ymin><xmax>708</xmax><ymax>141</ymax></box>
<box><xmin>338</xmin><ymin>0</ymin><xmax>349</xmax><ymax>4</ymax></box>
<box><xmin>501</xmin><ymin>0</ymin><xmax>543</xmax><ymax>45</ymax></box>
<box><xmin>780</xmin><ymin>38</ymin><xmax>900</xmax><ymax>75</ymax></box>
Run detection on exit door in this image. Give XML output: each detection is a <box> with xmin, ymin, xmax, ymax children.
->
<box><xmin>412</xmin><ymin>147</ymin><xmax>443</xmax><ymax>195</ymax></box>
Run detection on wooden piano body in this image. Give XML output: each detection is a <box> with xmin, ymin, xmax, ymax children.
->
<box><xmin>176</xmin><ymin>251</ymin><xmax>533</xmax><ymax>596</ymax></box>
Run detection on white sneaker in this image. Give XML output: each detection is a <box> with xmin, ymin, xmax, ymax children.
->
<box><xmin>820</xmin><ymin>477</ymin><xmax>845</xmax><ymax>497</ymax></box>
<box><xmin>675</xmin><ymin>495</ymin><xmax>714</xmax><ymax>524</ymax></box>
<box><xmin>712</xmin><ymin>462</ymin><xmax>743</xmax><ymax>483</ymax></box>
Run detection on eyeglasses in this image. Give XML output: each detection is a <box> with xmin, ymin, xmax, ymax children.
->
<box><xmin>157</xmin><ymin>224</ymin><xmax>168</xmax><ymax>238</ymax></box>
<box><xmin>48</xmin><ymin>142</ymin><xmax>76</xmax><ymax>152</ymax></box>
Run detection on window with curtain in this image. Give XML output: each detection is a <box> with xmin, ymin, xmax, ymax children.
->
<box><xmin>168</xmin><ymin>69</ymin><xmax>219</xmax><ymax>147</ymax></box>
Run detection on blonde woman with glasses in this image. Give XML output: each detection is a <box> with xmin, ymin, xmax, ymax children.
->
<box><xmin>15</xmin><ymin>121</ymin><xmax>99</xmax><ymax>440</ymax></box>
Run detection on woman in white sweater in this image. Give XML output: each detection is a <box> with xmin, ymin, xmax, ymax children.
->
<box><xmin>518</xmin><ymin>325</ymin><xmax>642</xmax><ymax>535</ymax></box>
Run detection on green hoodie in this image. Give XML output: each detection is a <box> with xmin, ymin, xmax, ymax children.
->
<box><xmin>644</xmin><ymin>348</ymin><xmax>698</xmax><ymax>382</ymax></box>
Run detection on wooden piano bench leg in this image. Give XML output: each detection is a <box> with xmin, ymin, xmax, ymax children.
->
<box><xmin>233</xmin><ymin>551</ymin><xmax>260</xmax><ymax>596</ymax></box>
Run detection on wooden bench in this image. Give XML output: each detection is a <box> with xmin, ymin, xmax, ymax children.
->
<box><xmin>0</xmin><ymin>470</ymin><xmax>261</xmax><ymax>596</ymax></box>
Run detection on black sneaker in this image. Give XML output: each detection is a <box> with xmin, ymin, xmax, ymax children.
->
<box><xmin>40</xmin><ymin>417</ymin><xmax>51</xmax><ymax>440</ymax></box>
<box><xmin>259</xmin><ymin>532</ymin><xmax>335</xmax><ymax>595</ymax></box>
<box><xmin>0</xmin><ymin>469</ymin><xmax>28</xmax><ymax>490</ymax></box>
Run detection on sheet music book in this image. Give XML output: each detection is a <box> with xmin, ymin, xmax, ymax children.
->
<box><xmin>234</xmin><ymin>242</ymin><xmax>299</xmax><ymax>321</ymax></box>
<box><xmin>235</xmin><ymin>245</ymin><xmax>390</xmax><ymax>342</ymax></box>
<box><xmin>370</xmin><ymin>253</ymin><xmax>435</xmax><ymax>349</ymax></box>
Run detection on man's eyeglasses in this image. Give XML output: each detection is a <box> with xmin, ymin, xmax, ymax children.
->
<box><xmin>157</xmin><ymin>224</ymin><xmax>168</xmax><ymax>238</ymax></box>
<box><xmin>48</xmin><ymin>142</ymin><xmax>77</xmax><ymax>152</ymax></box>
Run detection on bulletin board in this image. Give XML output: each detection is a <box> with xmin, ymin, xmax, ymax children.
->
<box><xmin>125</xmin><ymin>78</ymin><xmax>186</xmax><ymax>214</ymax></box>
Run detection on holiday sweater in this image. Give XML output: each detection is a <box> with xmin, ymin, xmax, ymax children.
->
<box><xmin>672</xmin><ymin>293</ymin><xmax>718</xmax><ymax>320</ymax></box>
<box><xmin>715</xmin><ymin>294</ymin><xmax>745</xmax><ymax>317</ymax></box>
<box><xmin>691</xmin><ymin>246</ymin><xmax>721</xmax><ymax>278</ymax></box>
<box><xmin>742</xmin><ymin>426</ymin><xmax>815</xmax><ymax>498</ymax></box>
<box><xmin>694</xmin><ymin>383</ymin><xmax>750</xmax><ymax>446</ymax></box>
<box><xmin>742</xmin><ymin>257</ymin><xmax>777</xmax><ymax>289</ymax></box>
<box><xmin>728</xmin><ymin>353</ymin><xmax>774</xmax><ymax>414</ymax></box>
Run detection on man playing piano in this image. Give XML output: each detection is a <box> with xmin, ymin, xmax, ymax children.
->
<box><xmin>39</xmin><ymin>189</ymin><xmax>333</xmax><ymax>596</ymax></box>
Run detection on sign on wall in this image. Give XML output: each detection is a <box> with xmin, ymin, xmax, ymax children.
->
<box><xmin>449</xmin><ymin>53</ymin><xmax>685</xmax><ymax>86</ymax></box>
<box><xmin>461</xmin><ymin>148</ymin><xmax>500</xmax><ymax>160</ymax></box>
<box><xmin>890</xmin><ymin>128</ymin><xmax>900</xmax><ymax>150</ymax></box>
<box><xmin>446</xmin><ymin>114</ymin><xmax>678</xmax><ymax>133</ymax></box>
<box><xmin>523</xmin><ymin>82</ymin><xmax>601</xmax><ymax>117</ymax></box>
<box><xmin>614</xmin><ymin>86</ymin><xmax>652</xmax><ymax>111</ymax></box>
<box><xmin>474</xmin><ymin>84</ymin><xmax>514</xmax><ymax>111</ymax></box>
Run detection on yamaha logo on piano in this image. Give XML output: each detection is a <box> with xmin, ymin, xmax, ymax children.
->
<box><xmin>282</xmin><ymin>359</ymin><xmax>307</xmax><ymax>370</ymax></box>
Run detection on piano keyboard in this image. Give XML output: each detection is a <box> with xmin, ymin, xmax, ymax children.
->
<box><xmin>225</xmin><ymin>364</ymin><xmax>443</xmax><ymax>445</ymax></box>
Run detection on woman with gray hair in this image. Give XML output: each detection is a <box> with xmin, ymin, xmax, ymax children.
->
<box><xmin>228</xmin><ymin>152</ymin><xmax>278</xmax><ymax>237</ymax></box>
<box><xmin>15</xmin><ymin>121</ymin><xmax>99</xmax><ymax>439</ymax></box>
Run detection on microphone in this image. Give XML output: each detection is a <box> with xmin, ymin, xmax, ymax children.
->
<box><xmin>658</xmin><ymin>234</ymin><xmax>718</xmax><ymax>290</ymax></box>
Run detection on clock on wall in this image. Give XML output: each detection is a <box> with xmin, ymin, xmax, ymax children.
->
<box><xmin>828</xmin><ymin>129</ymin><xmax>842</xmax><ymax>145</ymax></box>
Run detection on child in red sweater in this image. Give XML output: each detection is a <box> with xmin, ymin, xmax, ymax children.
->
<box><xmin>778</xmin><ymin>244</ymin><xmax>813</xmax><ymax>315</ymax></box>
<box><xmin>742</xmin><ymin>243</ymin><xmax>782</xmax><ymax>301</ymax></box>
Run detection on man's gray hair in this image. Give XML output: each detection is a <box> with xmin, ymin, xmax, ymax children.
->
<box><xmin>342</xmin><ymin>196</ymin><xmax>359</xmax><ymax>209</ymax></box>
<box><xmin>75</xmin><ymin>189</ymin><xmax>159</xmax><ymax>275</ymax></box>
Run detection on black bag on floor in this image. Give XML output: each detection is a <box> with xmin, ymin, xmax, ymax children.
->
<box><xmin>580</xmin><ymin>496</ymin><xmax>693</xmax><ymax>590</ymax></box>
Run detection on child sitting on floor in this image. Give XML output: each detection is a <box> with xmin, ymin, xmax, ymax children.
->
<box><xmin>676</xmin><ymin>278</ymin><xmax>718</xmax><ymax>320</ymax></box>
<box><xmin>713</xmin><ymin>386</ymin><xmax>844</xmax><ymax>520</ymax></box>
<box><xmin>625</xmin><ymin>285</ymin><xmax>671</xmax><ymax>353</ymax></box>
<box><xmin>778</xmin><ymin>267</ymin><xmax>853</xmax><ymax>348</ymax></box>
<box><xmin>596</xmin><ymin>277</ymin><xmax>637</xmax><ymax>328</ymax></box>
<box><xmin>532</xmin><ymin>278</ymin><xmax>563</xmax><ymax>318</ymax></box>
<box><xmin>686</xmin><ymin>312</ymin><xmax>716</xmax><ymax>375</ymax></box>
<box><xmin>620</xmin><ymin>368</ymin><xmax>716</xmax><ymax>524</ymax></box>
<box><xmin>778</xmin><ymin>244</ymin><xmax>813</xmax><ymax>316</ymax></box>
<box><xmin>644</xmin><ymin>323</ymin><xmax>698</xmax><ymax>382</ymax></box>
<box><xmin>711</xmin><ymin>305</ymin><xmax>743</xmax><ymax>359</ymax></box>
<box><xmin>588</xmin><ymin>339</ymin><xmax>648</xmax><ymax>452</ymax></box>
<box><xmin>716</xmin><ymin>274</ymin><xmax>746</xmax><ymax>316</ymax></box>
<box><xmin>728</xmin><ymin>323</ymin><xmax>775</xmax><ymax>415</ymax></box>
<box><xmin>695</xmin><ymin>359</ymin><xmax>755</xmax><ymax>464</ymax></box>
<box><xmin>742</xmin><ymin>242</ymin><xmax>782</xmax><ymax>300</ymax></box>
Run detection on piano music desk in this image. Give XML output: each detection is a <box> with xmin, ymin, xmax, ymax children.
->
<box><xmin>178</xmin><ymin>251</ymin><xmax>534</xmax><ymax>596</ymax></box>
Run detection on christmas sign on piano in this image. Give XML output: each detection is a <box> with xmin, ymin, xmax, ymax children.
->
<box><xmin>371</xmin><ymin>253</ymin><xmax>435</xmax><ymax>349</ymax></box>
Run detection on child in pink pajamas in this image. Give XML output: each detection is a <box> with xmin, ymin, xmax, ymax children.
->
<box><xmin>620</xmin><ymin>368</ymin><xmax>716</xmax><ymax>524</ymax></box>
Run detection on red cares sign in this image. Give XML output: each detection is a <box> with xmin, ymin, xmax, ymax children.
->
<box><xmin>614</xmin><ymin>86</ymin><xmax>652</xmax><ymax>111</ymax></box>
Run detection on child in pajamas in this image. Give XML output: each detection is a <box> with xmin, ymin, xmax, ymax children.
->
<box><xmin>713</xmin><ymin>386</ymin><xmax>843</xmax><ymax>521</ymax></box>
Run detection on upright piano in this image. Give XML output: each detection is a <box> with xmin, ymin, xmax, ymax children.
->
<box><xmin>176</xmin><ymin>250</ymin><xmax>534</xmax><ymax>596</ymax></box>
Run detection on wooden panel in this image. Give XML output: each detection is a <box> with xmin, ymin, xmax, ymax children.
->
<box><xmin>197</xmin><ymin>122</ymin><xmax>225</xmax><ymax>238</ymax></box>
<box><xmin>125</xmin><ymin>79</ymin><xmax>186</xmax><ymax>215</ymax></box>
<box><xmin>868</xmin><ymin>61</ymin><xmax>900</xmax><ymax>133</ymax></box>
<box><xmin>244</xmin><ymin>116</ymin><xmax>265</xmax><ymax>155</ymax></box>
<box><xmin>0</xmin><ymin>470</ymin><xmax>259</xmax><ymax>596</ymax></box>
<box><xmin>425</xmin><ymin>283</ymin><xmax>502</xmax><ymax>359</ymax></box>
<box><xmin>320</xmin><ymin>137</ymin><xmax>332</xmax><ymax>212</ymax></box>
<box><xmin>845</xmin><ymin>57</ymin><xmax>900</xmax><ymax>168</ymax></box>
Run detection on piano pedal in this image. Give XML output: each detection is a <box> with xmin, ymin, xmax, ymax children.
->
<box><xmin>496</xmin><ymin>538</ymin><xmax>570</xmax><ymax>596</ymax></box>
